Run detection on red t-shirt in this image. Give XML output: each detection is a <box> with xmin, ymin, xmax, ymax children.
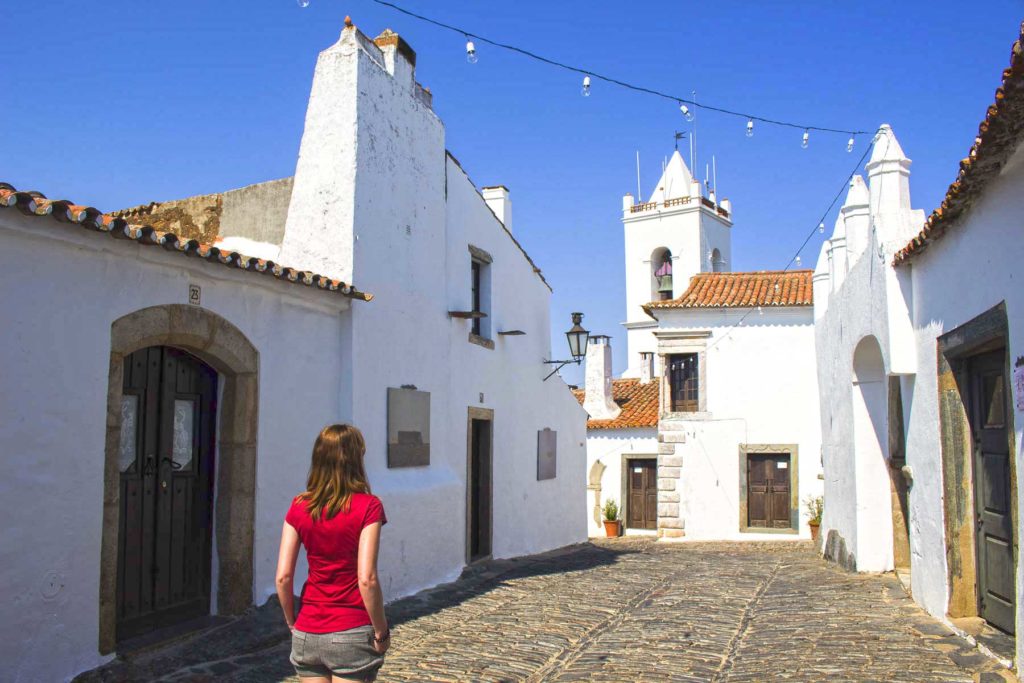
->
<box><xmin>285</xmin><ymin>493</ymin><xmax>387</xmax><ymax>633</ymax></box>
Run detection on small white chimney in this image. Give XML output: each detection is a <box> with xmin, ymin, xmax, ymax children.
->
<box><xmin>639</xmin><ymin>352</ymin><xmax>654</xmax><ymax>384</ymax></box>
<box><xmin>584</xmin><ymin>336</ymin><xmax>621</xmax><ymax>420</ymax></box>
<box><xmin>482</xmin><ymin>186</ymin><xmax>512</xmax><ymax>232</ymax></box>
<box><xmin>622</xmin><ymin>193</ymin><xmax>634</xmax><ymax>212</ymax></box>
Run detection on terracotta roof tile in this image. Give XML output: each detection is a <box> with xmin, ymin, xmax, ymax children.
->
<box><xmin>571</xmin><ymin>378</ymin><xmax>660</xmax><ymax>430</ymax></box>
<box><xmin>643</xmin><ymin>270</ymin><xmax>813</xmax><ymax>314</ymax></box>
<box><xmin>0</xmin><ymin>183</ymin><xmax>372</xmax><ymax>301</ymax></box>
<box><xmin>894</xmin><ymin>22</ymin><xmax>1024</xmax><ymax>265</ymax></box>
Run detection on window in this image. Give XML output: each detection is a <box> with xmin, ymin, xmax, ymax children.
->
<box><xmin>471</xmin><ymin>260</ymin><xmax>483</xmax><ymax>336</ymax></box>
<box><xmin>468</xmin><ymin>245</ymin><xmax>492</xmax><ymax>343</ymax></box>
<box><xmin>652</xmin><ymin>248</ymin><xmax>673</xmax><ymax>301</ymax></box>
<box><xmin>668</xmin><ymin>353</ymin><xmax>698</xmax><ymax>412</ymax></box>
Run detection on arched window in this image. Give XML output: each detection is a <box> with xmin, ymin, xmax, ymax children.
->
<box><xmin>651</xmin><ymin>248</ymin><xmax>673</xmax><ymax>300</ymax></box>
<box><xmin>711</xmin><ymin>248</ymin><xmax>725</xmax><ymax>272</ymax></box>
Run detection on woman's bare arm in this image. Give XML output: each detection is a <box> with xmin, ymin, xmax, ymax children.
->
<box><xmin>357</xmin><ymin>521</ymin><xmax>389</xmax><ymax>654</ymax></box>
<box><xmin>275</xmin><ymin>521</ymin><xmax>301</xmax><ymax>630</ymax></box>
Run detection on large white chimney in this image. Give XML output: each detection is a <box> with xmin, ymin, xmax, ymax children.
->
<box><xmin>482</xmin><ymin>186</ymin><xmax>512</xmax><ymax>232</ymax></box>
<box><xmin>584</xmin><ymin>336</ymin><xmax>621</xmax><ymax>420</ymax></box>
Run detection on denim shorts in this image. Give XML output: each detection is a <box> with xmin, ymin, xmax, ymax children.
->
<box><xmin>290</xmin><ymin>625</ymin><xmax>385</xmax><ymax>681</ymax></box>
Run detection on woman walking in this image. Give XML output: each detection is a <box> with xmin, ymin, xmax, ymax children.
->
<box><xmin>276</xmin><ymin>424</ymin><xmax>390</xmax><ymax>682</ymax></box>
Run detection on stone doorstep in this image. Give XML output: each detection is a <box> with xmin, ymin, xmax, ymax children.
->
<box><xmin>891</xmin><ymin>578</ymin><xmax>1017</xmax><ymax>678</ymax></box>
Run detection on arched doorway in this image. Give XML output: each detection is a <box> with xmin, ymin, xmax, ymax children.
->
<box><xmin>851</xmin><ymin>336</ymin><xmax>906</xmax><ymax>572</ymax></box>
<box><xmin>115</xmin><ymin>346</ymin><xmax>218</xmax><ymax>642</ymax></box>
<box><xmin>99</xmin><ymin>305</ymin><xmax>259</xmax><ymax>653</ymax></box>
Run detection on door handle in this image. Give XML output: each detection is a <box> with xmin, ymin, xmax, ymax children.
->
<box><xmin>143</xmin><ymin>454</ymin><xmax>156</xmax><ymax>476</ymax></box>
<box><xmin>160</xmin><ymin>457</ymin><xmax>183</xmax><ymax>471</ymax></box>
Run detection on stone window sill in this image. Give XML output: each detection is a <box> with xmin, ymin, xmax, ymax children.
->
<box><xmin>661</xmin><ymin>411</ymin><xmax>712</xmax><ymax>421</ymax></box>
<box><xmin>739</xmin><ymin>526</ymin><xmax>799</xmax><ymax>535</ymax></box>
<box><xmin>468</xmin><ymin>333</ymin><xmax>495</xmax><ymax>350</ymax></box>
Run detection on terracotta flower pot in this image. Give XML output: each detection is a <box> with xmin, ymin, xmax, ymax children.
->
<box><xmin>603</xmin><ymin>520</ymin><xmax>621</xmax><ymax>538</ymax></box>
<box><xmin>808</xmin><ymin>521</ymin><xmax>820</xmax><ymax>542</ymax></box>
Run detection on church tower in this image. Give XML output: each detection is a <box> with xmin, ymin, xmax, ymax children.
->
<box><xmin>621</xmin><ymin>150</ymin><xmax>733</xmax><ymax>376</ymax></box>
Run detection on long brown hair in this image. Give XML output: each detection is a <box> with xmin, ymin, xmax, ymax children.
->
<box><xmin>297</xmin><ymin>424</ymin><xmax>370</xmax><ymax>521</ymax></box>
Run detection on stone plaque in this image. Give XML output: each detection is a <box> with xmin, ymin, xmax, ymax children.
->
<box><xmin>537</xmin><ymin>428</ymin><xmax>556</xmax><ymax>480</ymax></box>
<box><xmin>387</xmin><ymin>387</ymin><xmax>430</xmax><ymax>468</ymax></box>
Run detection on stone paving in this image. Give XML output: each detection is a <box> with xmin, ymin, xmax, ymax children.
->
<box><xmin>78</xmin><ymin>539</ymin><xmax>1015</xmax><ymax>682</ymax></box>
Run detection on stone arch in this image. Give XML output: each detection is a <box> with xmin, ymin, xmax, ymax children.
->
<box><xmin>98</xmin><ymin>304</ymin><xmax>259</xmax><ymax>654</ymax></box>
<box><xmin>651</xmin><ymin>247</ymin><xmax>673</xmax><ymax>301</ymax></box>
<box><xmin>711</xmin><ymin>248</ymin><xmax>725</xmax><ymax>272</ymax></box>
<box><xmin>588</xmin><ymin>460</ymin><xmax>606</xmax><ymax>528</ymax></box>
<box><xmin>850</xmin><ymin>335</ymin><xmax>894</xmax><ymax>572</ymax></box>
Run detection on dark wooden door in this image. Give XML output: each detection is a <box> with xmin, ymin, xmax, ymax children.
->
<box><xmin>968</xmin><ymin>350</ymin><xmax>1015</xmax><ymax>634</ymax></box>
<box><xmin>117</xmin><ymin>347</ymin><xmax>217</xmax><ymax>642</ymax></box>
<box><xmin>627</xmin><ymin>459</ymin><xmax>658</xmax><ymax>530</ymax></box>
<box><xmin>469</xmin><ymin>418</ymin><xmax>492</xmax><ymax>562</ymax></box>
<box><xmin>747</xmin><ymin>454</ymin><xmax>791</xmax><ymax>529</ymax></box>
<box><xmin>668</xmin><ymin>354</ymin><xmax>698</xmax><ymax>412</ymax></box>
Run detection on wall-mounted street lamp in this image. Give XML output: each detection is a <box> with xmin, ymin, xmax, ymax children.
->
<box><xmin>543</xmin><ymin>312</ymin><xmax>590</xmax><ymax>381</ymax></box>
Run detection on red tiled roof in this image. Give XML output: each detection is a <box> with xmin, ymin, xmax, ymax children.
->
<box><xmin>571</xmin><ymin>378</ymin><xmax>660</xmax><ymax>430</ymax></box>
<box><xmin>644</xmin><ymin>270</ymin><xmax>813</xmax><ymax>314</ymax></box>
<box><xmin>894</xmin><ymin>23</ymin><xmax>1024</xmax><ymax>265</ymax></box>
<box><xmin>0</xmin><ymin>184</ymin><xmax>372</xmax><ymax>301</ymax></box>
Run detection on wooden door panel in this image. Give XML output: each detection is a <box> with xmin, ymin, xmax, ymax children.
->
<box><xmin>626</xmin><ymin>460</ymin><xmax>657</xmax><ymax>530</ymax></box>
<box><xmin>644</xmin><ymin>465</ymin><xmax>657</xmax><ymax>530</ymax></box>
<box><xmin>747</xmin><ymin>454</ymin><xmax>791</xmax><ymax>529</ymax></box>
<box><xmin>117</xmin><ymin>347</ymin><xmax>216</xmax><ymax>642</ymax></box>
<box><xmin>969</xmin><ymin>350</ymin><xmax>1015</xmax><ymax>634</ymax></box>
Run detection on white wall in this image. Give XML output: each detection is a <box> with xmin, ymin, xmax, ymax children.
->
<box><xmin>654</xmin><ymin>306</ymin><xmax>823</xmax><ymax>540</ymax></box>
<box><xmin>814</xmin><ymin>129</ymin><xmax>1024</xmax><ymax>664</ymax></box>
<box><xmin>0</xmin><ymin>24</ymin><xmax>588</xmax><ymax>681</ymax></box>
<box><xmin>286</xmin><ymin>27</ymin><xmax>588</xmax><ymax>603</ymax></box>
<box><xmin>0</xmin><ymin>218</ymin><xmax>349</xmax><ymax>682</ymax></box>
<box><xmin>906</xmin><ymin>140</ymin><xmax>1024</xmax><ymax>663</ymax></box>
<box><xmin>584</xmin><ymin>428</ymin><xmax>659</xmax><ymax>536</ymax></box>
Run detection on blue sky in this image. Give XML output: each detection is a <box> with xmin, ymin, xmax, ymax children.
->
<box><xmin>4</xmin><ymin>1</ymin><xmax>1021</xmax><ymax>385</ymax></box>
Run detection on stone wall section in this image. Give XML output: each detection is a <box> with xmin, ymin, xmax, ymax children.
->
<box><xmin>657</xmin><ymin>428</ymin><xmax>684</xmax><ymax>538</ymax></box>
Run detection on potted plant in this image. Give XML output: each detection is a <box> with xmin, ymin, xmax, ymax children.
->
<box><xmin>804</xmin><ymin>495</ymin><xmax>823</xmax><ymax>542</ymax></box>
<box><xmin>602</xmin><ymin>499</ymin><xmax>621</xmax><ymax>538</ymax></box>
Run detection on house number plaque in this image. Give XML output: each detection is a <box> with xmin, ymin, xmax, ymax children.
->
<box><xmin>188</xmin><ymin>284</ymin><xmax>201</xmax><ymax>306</ymax></box>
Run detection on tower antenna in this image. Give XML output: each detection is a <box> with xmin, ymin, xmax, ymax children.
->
<box><xmin>635</xmin><ymin>150</ymin><xmax>642</xmax><ymax>203</ymax></box>
<box><xmin>713</xmin><ymin>155</ymin><xmax>718</xmax><ymax>199</ymax></box>
<box><xmin>691</xmin><ymin>90</ymin><xmax>698</xmax><ymax>184</ymax></box>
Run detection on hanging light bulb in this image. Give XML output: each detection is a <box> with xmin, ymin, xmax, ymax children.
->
<box><xmin>847</xmin><ymin>136</ymin><xmax>855</xmax><ymax>153</ymax></box>
<box><xmin>581</xmin><ymin>75</ymin><xmax>591</xmax><ymax>97</ymax></box>
<box><xmin>679</xmin><ymin>103</ymin><xmax>694</xmax><ymax>122</ymax></box>
<box><xmin>818</xmin><ymin>222</ymin><xmax>825</xmax><ymax>234</ymax></box>
<box><xmin>297</xmin><ymin>0</ymin><xmax>310</xmax><ymax>6</ymax></box>
<box><xmin>746</xmin><ymin>119</ymin><xmax>754</xmax><ymax>138</ymax></box>
<box><xmin>801</xmin><ymin>130</ymin><xmax>810</xmax><ymax>149</ymax></box>
<box><xmin>466</xmin><ymin>39</ymin><xmax>478</xmax><ymax>64</ymax></box>
<box><xmin>796</xmin><ymin>255</ymin><xmax>802</xmax><ymax>266</ymax></box>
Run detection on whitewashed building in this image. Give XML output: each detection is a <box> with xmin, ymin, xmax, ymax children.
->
<box><xmin>814</xmin><ymin>26</ymin><xmax>1024</xmax><ymax>667</ymax></box>
<box><xmin>0</xmin><ymin>21</ymin><xmax>587</xmax><ymax>681</ymax></box>
<box><xmin>579</xmin><ymin>152</ymin><xmax>823</xmax><ymax>540</ymax></box>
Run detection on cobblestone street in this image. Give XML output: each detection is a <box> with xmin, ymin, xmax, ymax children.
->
<box><xmin>82</xmin><ymin>540</ymin><xmax>1014</xmax><ymax>682</ymax></box>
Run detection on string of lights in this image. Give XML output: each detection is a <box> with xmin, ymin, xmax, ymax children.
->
<box><xmin>703</xmin><ymin>126</ymin><xmax>882</xmax><ymax>354</ymax></box>
<box><xmin>365</xmin><ymin>0</ymin><xmax>872</xmax><ymax>146</ymax></box>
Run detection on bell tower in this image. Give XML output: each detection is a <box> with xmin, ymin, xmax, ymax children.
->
<box><xmin>620</xmin><ymin>150</ymin><xmax>733</xmax><ymax>377</ymax></box>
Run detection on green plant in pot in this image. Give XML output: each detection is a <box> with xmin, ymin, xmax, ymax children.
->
<box><xmin>602</xmin><ymin>498</ymin><xmax>621</xmax><ymax>538</ymax></box>
<box><xmin>803</xmin><ymin>494</ymin><xmax>823</xmax><ymax>542</ymax></box>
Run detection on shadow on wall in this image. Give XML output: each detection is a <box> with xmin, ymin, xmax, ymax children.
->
<box><xmin>823</xmin><ymin>529</ymin><xmax>857</xmax><ymax>572</ymax></box>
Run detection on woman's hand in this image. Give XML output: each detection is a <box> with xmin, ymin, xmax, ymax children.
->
<box><xmin>372</xmin><ymin>628</ymin><xmax>391</xmax><ymax>655</ymax></box>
